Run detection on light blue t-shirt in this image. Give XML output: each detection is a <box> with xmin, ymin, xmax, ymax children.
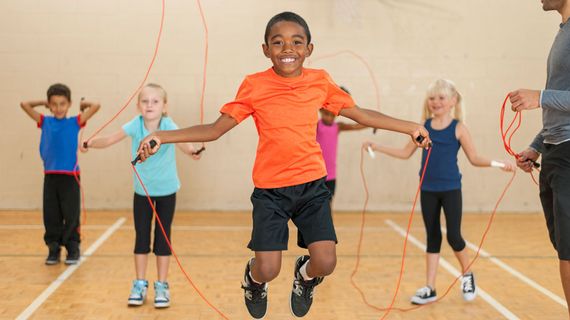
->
<box><xmin>123</xmin><ymin>115</ymin><xmax>180</xmax><ymax>196</ymax></box>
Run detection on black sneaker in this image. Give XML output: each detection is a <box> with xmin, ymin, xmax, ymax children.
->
<box><xmin>461</xmin><ymin>272</ymin><xmax>477</xmax><ymax>301</ymax></box>
<box><xmin>45</xmin><ymin>243</ymin><xmax>61</xmax><ymax>265</ymax></box>
<box><xmin>65</xmin><ymin>247</ymin><xmax>80</xmax><ymax>265</ymax></box>
<box><xmin>410</xmin><ymin>286</ymin><xmax>437</xmax><ymax>305</ymax></box>
<box><xmin>290</xmin><ymin>255</ymin><xmax>323</xmax><ymax>318</ymax></box>
<box><xmin>241</xmin><ymin>258</ymin><xmax>268</xmax><ymax>319</ymax></box>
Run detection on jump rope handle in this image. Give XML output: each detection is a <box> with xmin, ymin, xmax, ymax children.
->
<box><xmin>367</xmin><ymin>146</ymin><xmax>376</xmax><ymax>159</ymax></box>
<box><xmin>490</xmin><ymin>160</ymin><xmax>506</xmax><ymax>168</ymax></box>
<box><xmin>131</xmin><ymin>140</ymin><xmax>157</xmax><ymax>165</ymax></box>
<box><xmin>80</xmin><ymin>98</ymin><xmax>87</xmax><ymax>150</ymax></box>
<box><xmin>528</xmin><ymin>159</ymin><xmax>541</xmax><ymax>169</ymax></box>
<box><xmin>192</xmin><ymin>146</ymin><xmax>206</xmax><ymax>156</ymax></box>
<box><xmin>367</xmin><ymin>128</ymin><xmax>377</xmax><ymax>158</ymax></box>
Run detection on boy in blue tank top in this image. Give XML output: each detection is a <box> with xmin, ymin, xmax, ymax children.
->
<box><xmin>364</xmin><ymin>79</ymin><xmax>514</xmax><ymax>305</ymax></box>
<box><xmin>21</xmin><ymin>83</ymin><xmax>100</xmax><ymax>265</ymax></box>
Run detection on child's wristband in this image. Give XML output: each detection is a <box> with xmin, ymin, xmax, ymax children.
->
<box><xmin>490</xmin><ymin>160</ymin><xmax>505</xmax><ymax>168</ymax></box>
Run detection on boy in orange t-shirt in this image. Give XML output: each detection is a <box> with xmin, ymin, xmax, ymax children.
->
<box><xmin>137</xmin><ymin>11</ymin><xmax>431</xmax><ymax>319</ymax></box>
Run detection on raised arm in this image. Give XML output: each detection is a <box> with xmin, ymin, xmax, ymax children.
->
<box><xmin>79</xmin><ymin>100</ymin><xmax>100</xmax><ymax>125</ymax></box>
<box><xmin>339</xmin><ymin>106</ymin><xmax>431</xmax><ymax>148</ymax></box>
<box><xmin>457</xmin><ymin>122</ymin><xmax>514</xmax><ymax>171</ymax></box>
<box><xmin>20</xmin><ymin>100</ymin><xmax>47</xmax><ymax>123</ymax></box>
<box><xmin>363</xmin><ymin>140</ymin><xmax>417</xmax><ymax>159</ymax></box>
<box><xmin>338</xmin><ymin>122</ymin><xmax>367</xmax><ymax>132</ymax></box>
<box><xmin>137</xmin><ymin>114</ymin><xmax>238</xmax><ymax>162</ymax></box>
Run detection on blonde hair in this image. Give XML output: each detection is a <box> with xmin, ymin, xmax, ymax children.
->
<box><xmin>421</xmin><ymin>79</ymin><xmax>464</xmax><ymax>123</ymax></box>
<box><xmin>138</xmin><ymin>83</ymin><xmax>168</xmax><ymax>115</ymax></box>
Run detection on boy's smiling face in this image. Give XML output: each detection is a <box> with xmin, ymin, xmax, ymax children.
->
<box><xmin>262</xmin><ymin>21</ymin><xmax>313</xmax><ymax>78</ymax></box>
<box><xmin>47</xmin><ymin>95</ymin><xmax>71</xmax><ymax>119</ymax></box>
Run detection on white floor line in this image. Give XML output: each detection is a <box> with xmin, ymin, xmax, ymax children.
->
<box><xmin>385</xmin><ymin>219</ymin><xmax>519</xmax><ymax>320</ymax></box>
<box><xmin>16</xmin><ymin>217</ymin><xmax>126</xmax><ymax>320</ymax></box>
<box><xmin>441</xmin><ymin>226</ymin><xmax>567</xmax><ymax>308</ymax></box>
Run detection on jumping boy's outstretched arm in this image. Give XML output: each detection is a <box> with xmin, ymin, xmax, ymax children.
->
<box><xmin>20</xmin><ymin>100</ymin><xmax>47</xmax><ymax>123</ymax></box>
<box><xmin>338</xmin><ymin>122</ymin><xmax>366</xmax><ymax>131</ymax></box>
<box><xmin>340</xmin><ymin>106</ymin><xmax>431</xmax><ymax>148</ymax></box>
<box><xmin>136</xmin><ymin>114</ymin><xmax>238</xmax><ymax>162</ymax></box>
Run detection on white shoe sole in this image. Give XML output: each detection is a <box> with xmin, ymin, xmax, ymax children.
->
<box><xmin>154</xmin><ymin>301</ymin><xmax>170</xmax><ymax>308</ymax></box>
<box><xmin>463</xmin><ymin>289</ymin><xmax>477</xmax><ymax>301</ymax></box>
<box><xmin>410</xmin><ymin>296</ymin><xmax>437</xmax><ymax>305</ymax></box>
<box><xmin>128</xmin><ymin>298</ymin><xmax>145</xmax><ymax>306</ymax></box>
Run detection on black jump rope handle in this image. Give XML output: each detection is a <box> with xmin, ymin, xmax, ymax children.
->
<box><xmin>529</xmin><ymin>159</ymin><xmax>541</xmax><ymax>169</ymax></box>
<box><xmin>192</xmin><ymin>146</ymin><xmax>206</xmax><ymax>156</ymax></box>
<box><xmin>131</xmin><ymin>140</ymin><xmax>157</xmax><ymax>165</ymax></box>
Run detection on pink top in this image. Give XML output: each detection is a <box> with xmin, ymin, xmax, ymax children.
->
<box><xmin>316</xmin><ymin>119</ymin><xmax>339</xmax><ymax>181</ymax></box>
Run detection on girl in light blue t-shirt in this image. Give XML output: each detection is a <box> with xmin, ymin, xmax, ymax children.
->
<box><xmin>84</xmin><ymin>83</ymin><xmax>201</xmax><ymax>308</ymax></box>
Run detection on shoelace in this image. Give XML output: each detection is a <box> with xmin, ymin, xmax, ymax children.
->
<box><xmin>294</xmin><ymin>278</ymin><xmax>319</xmax><ymax>299</ymax></box>
<box><xmin>155</xmin><ymin>283</ymin><xmax>168</xmax><ymax>296</ymax></box>
<box><xmin>242</xmin><ymin>283</ymin><xmax>266</xmax><ymax>302</ymax></box>
<box><xmin>131</xmin><ymin>282</ymin><xmax>146</xmax><ymax>296</ymax></box>
<box><xmin>462</xmin><ymin>275</ymin><xmax>474</xmax><ymax>293</ymax></box>
<box><xmin>416</xmin><ymin>286</ymin><xmax>432</xmax><ymax>297</ymax></box>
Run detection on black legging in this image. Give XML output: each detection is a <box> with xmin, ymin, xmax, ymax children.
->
<box><xmin>133</xmin><ymin>193</ymin><xmax>176</xmax><ymax>256</ymax></box>
<box><xmin>420</xmin><ymin>189</ymin><xmax>466</xmax><ymax>253</ymax></box>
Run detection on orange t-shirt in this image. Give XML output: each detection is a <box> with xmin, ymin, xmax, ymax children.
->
<box><xmin>220</xmin><ymin>67</ymin><xmax>355</xmax><ymax>188</ymax></box>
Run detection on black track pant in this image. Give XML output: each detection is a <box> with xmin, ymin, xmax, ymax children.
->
<box><xmin>43</xmin><ymin>174</ymin><xmax>80</xmax><ymax>250</ymax></box>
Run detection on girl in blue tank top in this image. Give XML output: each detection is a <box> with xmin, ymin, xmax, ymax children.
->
<box><xmin>364</xmin><ymin>79</ymin><xmax>514</xmax><ymax>305</ymax></box>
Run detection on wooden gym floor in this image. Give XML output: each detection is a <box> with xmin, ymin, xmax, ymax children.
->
<box><xmin>0</xmin><ymin>210</ymin><xmax>566</xmax><ymax>319</ymax></box>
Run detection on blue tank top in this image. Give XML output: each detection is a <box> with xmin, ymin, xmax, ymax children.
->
<box><xmin>39</xmin><ymin>115</ymin><xmax>82</xmax><ymax>174</ymax></box>
<box><xmin>420</xmin><ymin>119</ymin><xmax>461</xmax><ymax>191</ymax></box>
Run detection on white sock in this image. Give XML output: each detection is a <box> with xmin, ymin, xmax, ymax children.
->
<box><xmin>249</xmin><ymin>271</ymin><xmax>263</xmax><ymax>285</ymax></box>
<box><xmin>299</xmin><ymin>259</ymin><xmax>314</xmax><ymax>281</ymax></box>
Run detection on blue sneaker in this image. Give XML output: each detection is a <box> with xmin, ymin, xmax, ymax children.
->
<box><xmin>128</xmin><ymin>279</ymin><xmax>148</xmax><ymax>306</ymax></box>
<box><xmin>154</xmin><ymin>281</ymin><xmax>171</xmax><ymax>308</ymax></box>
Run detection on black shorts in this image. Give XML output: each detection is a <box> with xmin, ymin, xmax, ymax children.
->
<box><xmin>540</xmin><ymin>141</ymin><xmax>570</xmax><ymax>260</ymax></box>
<box><xmin>248</xmin><ymin>177</ymin><xmax>337</xmax><ymax>251</ymax></box>
<box><xmin>325</xmin><ymin>179</ymin><xmax>336</xmax><ymax>197</ymax></box>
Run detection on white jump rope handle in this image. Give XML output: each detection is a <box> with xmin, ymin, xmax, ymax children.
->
<box><xmin>367</xmin><ymin>146</ymin><xmax>376</xmax><ymax>159</ymax></box>
<box><xmin>490</xmin><ymin>160</ymin><xmax>505</xmax><ymax>168</ymax></box>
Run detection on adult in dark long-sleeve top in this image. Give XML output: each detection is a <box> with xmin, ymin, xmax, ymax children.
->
<box><xmin>509</xmin><ymin>0</ymin><xmax>570</xmax><ymax>313</ymax></box>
